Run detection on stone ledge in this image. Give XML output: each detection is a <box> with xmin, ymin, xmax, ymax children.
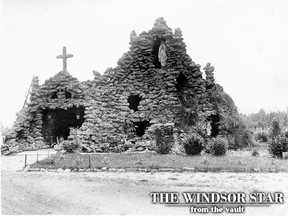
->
<box><xmin>24</xmin><ymin>167</ymin><xmax>288</xmax><ymax>173</ymax></box>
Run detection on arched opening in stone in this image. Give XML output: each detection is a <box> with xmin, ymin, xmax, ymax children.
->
<box><xmin>175</xmin><ymin>72</ymin><xmax>187</xmax><ymax>92</ymax></box>
<box><xmin>42</xmin><ymin>106</ymin><xmax>85</xmax><ymax>146</ymax></box>
<box><xmin>208</xmin><ymin>114</ymin><xmax>220</xmax><ymax>137</ymax></box>
<box><xmin>152</xmin><ymin>36</ymin><xmax>165</xmax><ymax>69</ymax></box>
<box><xmin>128</xmin><ymin>95</ymin><xmax>142</xmax><ymax>112</ymax></box>
<box><xmin>51</xmin><ymin>91</ymin><xmax>58</xmax><ymax>99</ymax></box>
<box><xmin>65</xmin><ymin>91</ymin><xmax>72</xmax><ymax>98</ymax></box>
<box><xmin>133</xmin><ymin>120</ymin><xmax>151</xmax><ymax>137</ymax></box>
<box><xmin>176</xmin><ymin>72</ymin><xmax>187</xmax><ymax>103</ymax></box>
<box><xmin>50</xmin><ymin>90</ymin><xmax>72</xmax><ymax>99</ymax></box>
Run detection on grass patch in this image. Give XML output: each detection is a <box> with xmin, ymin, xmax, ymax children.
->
<box><xmin>30</xmin><ymin>152</ymin><xmax>288</xmax><ymax>172</ymax></box>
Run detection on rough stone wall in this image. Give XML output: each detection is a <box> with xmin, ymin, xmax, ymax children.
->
<box><xmin>77</xmin><ymin>17</ymin><xmax>216</xmax><ymax>152</ymax></box>
<box><xmin>8</xmin><ymin>71</ymin><xmax>87</xmax><ymax>150</ymax></box>
<box><xmin>6</xmin><ymin>17</ymin><xmax>239</xmax><ymax>153</ymax></box>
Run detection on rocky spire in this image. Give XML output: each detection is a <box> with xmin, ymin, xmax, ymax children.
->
<box><xmin>29</xmin><ymin>76</ymin><xmax>40</xmax><ymax>103</ymax></box>
<box><xmin>204</xmin><ymin>63</ymin><xmax>216</xmax><ymax>93</ymax></box>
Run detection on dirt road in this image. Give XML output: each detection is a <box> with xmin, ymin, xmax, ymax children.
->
<box><xmin>2</xmin><ymin>151</ymin><xmax>288</xmax><ymax>215</ymax></box>
<box><xmin>2</xmin><ymin>169</ymin><xmax>288</xmax><ymax>215</ymax></box>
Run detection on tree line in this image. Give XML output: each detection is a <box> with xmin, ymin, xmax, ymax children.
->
<box><xmin>240</xmin><ymin>108</ymin><xmax>288</xmax><ymax>130</ymax></box>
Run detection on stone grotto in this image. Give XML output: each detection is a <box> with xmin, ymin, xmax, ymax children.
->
<box><xmin>4</xmin><ymin>17</ymin><xmax>240</xmax><ymax>153</ymax></box>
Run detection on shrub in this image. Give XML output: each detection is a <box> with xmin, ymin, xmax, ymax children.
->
<box><xmin>268</xmin><ymin>135</ymin><xmax>288</xmax><ymax>158</ymax></box>
<box><xmin>154</xmin><ymin>124</ymin><xmax>174</xmax><ymax>154</ymax></box>
<box><xmin>255</xmin><ymin>131</ymin><xmax>268</xmax><ymax>142</ymax></box>
<box><xmin>231</xmin><ymin>128</ymin><xmax>254</xmax><ymax>150</ymax></box>
<box><xmin>74</xmin><ymin>155</ymin><xmax>84</xmax><ymax>165</ymax></box>
<box><xmin>59</xmin><ymin>128</ymin><xmax>83</xmax><ymax>153</ymax></box>
<box><xmin>122</xmin><ymin>119</ymin><xmax>136</xmax><ymax>141</ymax></box>
<box><xmin>39</xmin><ymin>155</ymin><xmax>56</xmax><ymax>165</ymax></box>
<box><xmin>251</xmin><ymin>149</ymin><xmax>259</xmax><ymax>156</ymax></box>
<box><xmin>226</xmin><ymin>135</ymin><xmax>235</xmax><ymax>150</ymax></box>
<box><xmin>207</xmin><ymin>136</ymin><xmax>228</xmax><ymax>156</ymax></box>
<box><xmin>183</xmin><ymin>133</ymin><xmax>204</xmax><ymax>155</ymax></box>
<box><xmin>61</xmin><ymin>139</ymin><xmax>81</xmax><ymax>153</ymax></box>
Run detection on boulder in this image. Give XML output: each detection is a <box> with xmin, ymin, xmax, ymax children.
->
<box><xmin>27</xmin><ymin>136</ymin><xmax>34</xmax><ymax>144</ymax></box>
<box><xmin>57</xmin><ymin>168</ymin><xmax>64</xmax><ymax>173</ymax></box>
<box><xmin>124</xmin><ymin>141</ymin><xmax>133</xmax><ymax>148</ymax></box>
<box><xmin>6</xmin><ymin>139</ymin><xmax>18</xmax><ymax>146</ymax></box>
<box><xmin>1</xmin><ymin>145</ymin><xmax>9</xmax><ymax>152</ymax></box>
<box><xmin>64</xmin><ymin>168</ymin><xmax>71</xmax><ymax>173</ymax></box>
<box><xmin>9</xmin><ymin>146</ymin><xmax>19</xmax><ymax>153</ymax></box>
<box><xmin>2</xmin><ymin>150</ymin><xmax>12</xmax><ymax>156</ymax></box>
<box><xmin>283</xmin><ymin>152</ymin><xmax>288</xmax><ymax>160</ymax></box>
<box><xmin>40</xmin><ymin>168</ymin><xmax>47</xmax><ymax>172</ymax></box>
<box><xmin>95</xmin><ymin>148</ymin><xmax>103</xmax><ymax>153</ymax></box>
<box><xmin>60</xmin><ymin>149</ymin><xmax>67</xmax><ymax>154</ymax></box>
<box><xmin>136</xmin><ymin>146</ymin><xmax>145</xmax><ymax>151</ymax></box>
<box><xmin>82</xmin><ymin>144</ymin><xmax>93</xmax><ymax>153</ymax></box>
<box><xmin>54</xmin><ymin>145</ymin><xmax>62</xmax><ymax>152</ymax></box>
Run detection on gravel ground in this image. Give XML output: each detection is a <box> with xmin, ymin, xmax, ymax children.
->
<box><xmin>1</xmin><ymin>149</ymin><xmax>56</xmax><ymax>171</ymax></box>
<box><xmin>1</xmin><ymin>152</ymin><xmax>288</xmax><ymax>215</ymax></box>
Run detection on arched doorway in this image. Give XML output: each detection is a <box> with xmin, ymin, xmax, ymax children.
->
<box><xmin>42</xmin><ymin>106</ymin><xmax>85</xmax><ymax>146</ymax></box>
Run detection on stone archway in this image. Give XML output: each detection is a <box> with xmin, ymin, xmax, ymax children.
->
<box><xmin>41</xmin><ymin>106</ymin><xmax>85</xmax><ymax>146</ymax></box>
<box><xmin>208</xmin><ymin>114</ymin><xmax>220</xmax><ymax>137</ymax></box>
<box><xmin>133</xmin><ymin>120</ymin><xmax>151</xmax><ymax>137</ymax></box>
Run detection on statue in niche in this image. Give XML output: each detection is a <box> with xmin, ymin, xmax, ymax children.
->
<box><xmin>158</xmin><ymin>41</ymin><xmax>167</xmax><ymax>67</ymax></box>
<box><xmin>57</xmin><ymin>89</ymin><xmax>66</xmax><ymax>99</ymax></box>
<box><xmin>130</xmin><ymin>30</ymin><xmax>138</xmax><ymax>43</ymax></box>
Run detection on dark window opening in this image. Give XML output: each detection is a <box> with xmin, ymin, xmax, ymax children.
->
<box><xmin>175</xmin><ymin>72</ymin><xmax>187</xmax><ymax>92</ymax></box>
<box><xmin>51</xmin><ymin>92</ymin><xmax>58</xmax><ymax>99</ymax></box>
<box><xmin>133</xmin><ymin>121</ymin><xmax>151</xmax><ymax>137</ymax></box>
<box><xmin>50</xmin><ymin>90</ymin><xmax>72</xmax><ymax>99</ymax></box>
<box><xmin>128</xmin><ymin>95</ymin><xmax>142</xmax><ymax>112</ymax></box>
<box><xmin>208</xmin><ymin>114</ymin><xmax>220</xmax><ymax>137</ymax></box>
<box><xmin>152</xmin><ymin>36</ymin><xmax>165</xmax><ymax>69</ymax></box>
<box><xmin>176</xmin><ymin>72</ymin><xmax>187</xmax><ymax>104</ymax></box>
<box><xmin>65</xmin><ymin>91</ymin><xmax>72</xmax><ymax>98</ymax></box>
<box><xmin>42</xmin><ymin>106</ymin><xmax>85</xmax><ymax>146</ymax></box>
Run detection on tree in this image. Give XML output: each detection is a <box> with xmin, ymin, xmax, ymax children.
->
<box><xmin>269</xmin><ymin>118</ymin><xmax>281</xmax><ymax>139</ymax></box>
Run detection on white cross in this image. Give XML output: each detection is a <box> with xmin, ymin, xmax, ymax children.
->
<box><xmin>56</xmin><ymin>47</ymin><xmax>73</xmax><ymax>71</ymax></box>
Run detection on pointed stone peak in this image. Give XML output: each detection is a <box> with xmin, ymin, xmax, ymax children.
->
<box><xmin>151</xmin><ymin>17</ymin><xmax>173</xmax><ymax>37</ymax></box>
<box><xmin>174</xmin><ymin>28</ymin><xmax>183</xmax><ymax>38</ymax></box>
<box><xmin>154</xmin><ymin>17</ymin><xmax>167</xmax><ymax>25</ymax></box>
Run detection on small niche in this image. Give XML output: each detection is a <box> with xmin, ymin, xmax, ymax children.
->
<box><xmin>176</xmin><ymin>72</ymin><xmax>187</xmax><ymax>103</ymax></box>
<box><xmin>208</xmin><ymin>114</ymin><xmax>220</xmax><ymax>137</ymax></box>
<box><xmin>133</xmin><ymin>120</ymin><xmax>151</xmax><ymax>137</ymax></box>
<box><xmin>65</xmin><ymin>91</ymin><xmax>72</xmax><ymax>98</ymax></box>
<box><xmin>152</xmin><ymin>36</ymin><xmax>165</xmax><ymax>69</ymax></box>
<box><xmin>51</xmin><ymin>91</ymin><xmax>58</xmax><ymax>99</ymax></box>
<box><xmin>175</xmin><ymin>72</ymin><xmax>187</xmax><ymax>92</ymax></box>
<box><xmin>50</xmin><ymin>90</ymin><xmax>72</xmax><ymax>99</ymax></box>
<box><xmin>128</xmin><ymin>95</ymin><xmax>142</xmax><ymax>112</ymax></box>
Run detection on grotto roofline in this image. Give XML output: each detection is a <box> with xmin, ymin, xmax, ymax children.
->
<box><xmin>129</xmin><ymin>17</ymin><xmax>182</xmax><ymax>44</ymax></box>
<box><xmin>34</xmin><ymin>17</ymin><xmax>190</xmax><ymax>88</ymax></box>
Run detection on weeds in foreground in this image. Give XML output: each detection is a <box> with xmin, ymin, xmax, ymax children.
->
<box><xmin>251</xmin><ymin>149</ymin><xmax>259</xmax><ymax>157</ymax></box>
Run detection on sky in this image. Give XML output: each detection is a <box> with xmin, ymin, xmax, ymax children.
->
<box><xmin>1</xmin><ymin>0</ymin><xmax>288</xmax><ymax>128</ymax></box>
